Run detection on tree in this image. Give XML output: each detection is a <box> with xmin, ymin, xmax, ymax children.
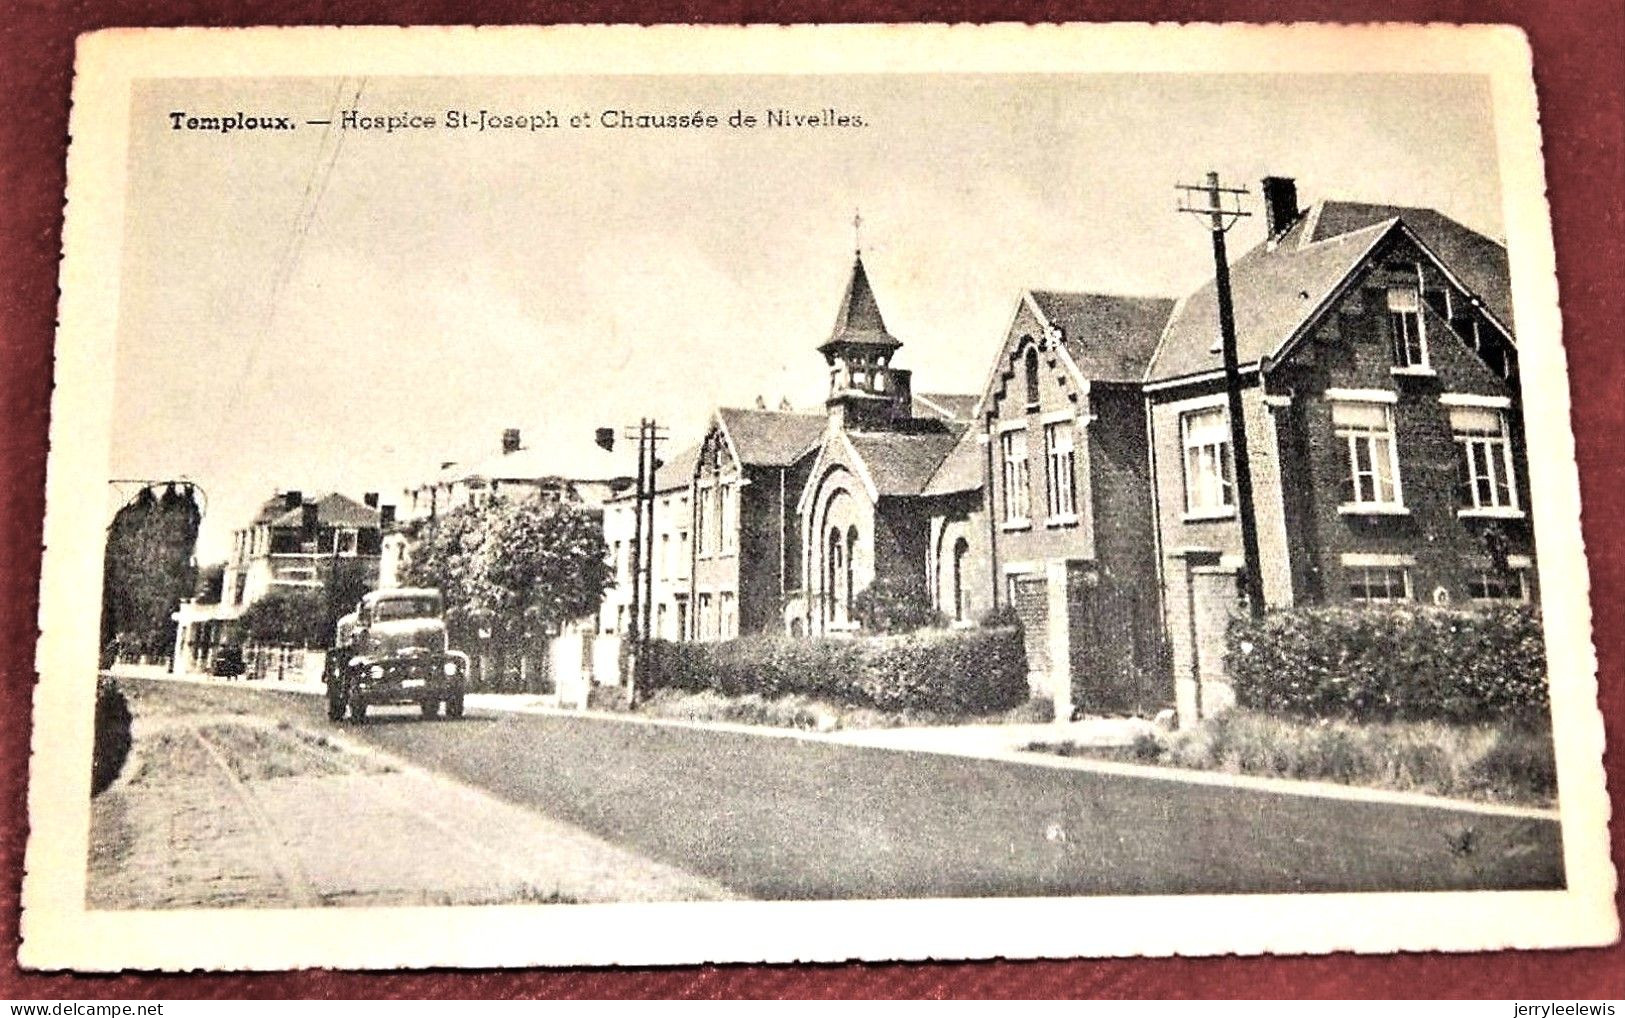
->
<box><xmin>100</xmin><ymin>483</ymin><xmax>202</xmax><ymax>661</ymax></box>
<box><xmin>237</xmin><ymin>588</ymin><xmax>329</xmax><ymax>648</ymax></box>
<box><xmin>401</xmin><ymin>498</ymin><xmax>612</xmax><ymax>679</ymax></box>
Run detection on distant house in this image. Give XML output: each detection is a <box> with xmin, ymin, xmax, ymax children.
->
<box><xmin>976</xmin><ymin>289</ymin><xmax>1175</xmax><ymax>714</ymax></box>
<box><xmin>382</xmin><ymin>427</ymin><xmax>633</xmax><ymax>588</ymax></box>
<box><xmin>1143</xmin><ymin>178</ymin><xmax>1530</xmax><ymax>722</ymax></box>
<box><xmin>172</xmin><ymin>490</ymin><xmax>385</xmax><ymax>672</ymax></box>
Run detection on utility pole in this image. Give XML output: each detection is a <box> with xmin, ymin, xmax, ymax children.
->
<box><xmin>1178</xmin><ymin>171</ymin><xmax>1265</xmax><ymax>618</ymax></box>
<box><xmin>613</xmin><ymin>417</ymin><xmax>669</xmax><ymax>703</ymax></box>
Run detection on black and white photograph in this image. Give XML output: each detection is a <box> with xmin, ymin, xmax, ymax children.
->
<box><xmin>21</xmin><ymin>23</ymin><xmax>1617</xmax><ymax>970</ymax></box>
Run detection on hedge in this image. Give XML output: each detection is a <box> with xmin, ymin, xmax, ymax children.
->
<box><xmin>1227</xmin><ymin>604</ymin><xmax>1547</xmax><ymax>723</ymax></box>
<box><xmin>644</xmin><ymin>626</ymin><xmax>1029</xmax><ymax>716</ymax></box>
<box><xmin>92</xmin><ymin>677</ymin><xmax>133</xmax><ymax>797</ymax></box>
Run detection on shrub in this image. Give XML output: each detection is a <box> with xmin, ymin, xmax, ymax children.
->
<box><xmin>1227</xmin><ymin>604</ymin><xmax>1547</xmax><ymax>723</ymax></box>
<box><xmin>92</xmin><ymin>678</ymin><xmax>133</xmax><ymax>797</ymax></box>
<box><xmin>645</xmin><ymin>626</ymin><xmax>1028</xmax><ymax>716</ymax></box>
<box><xmin>852</xmin><ymin>576</ymin><xmax>946</xmax><ymax>634</ymax></box>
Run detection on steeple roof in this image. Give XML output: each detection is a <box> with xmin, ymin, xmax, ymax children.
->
<box><xmin>820</xmin><ymin>254</ymin><xmax>901</xmax><ymax>355</ymax></box>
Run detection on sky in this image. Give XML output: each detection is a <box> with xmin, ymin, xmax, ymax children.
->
<box><xmin>110</xmin><ymin>72</ymin><xmax>1503</xmax><ymax>561</ymax></box>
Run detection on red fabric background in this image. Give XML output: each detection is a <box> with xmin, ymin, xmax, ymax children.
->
<box><xmin>1</xmin><ymin>1</ymin><xmax>1620</xmax><ymax>999</ymax></box>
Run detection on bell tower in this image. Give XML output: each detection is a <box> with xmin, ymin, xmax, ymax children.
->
<box><xmin>818</xmin><ymin>251</ymin><xmax>913</xmax><ymax>431</ymax></box>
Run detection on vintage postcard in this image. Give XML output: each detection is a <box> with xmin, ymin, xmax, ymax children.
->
<box><xmin>21</xmin><ymin>23</ymin><xmax>1618</xmax><ymax>970</ymax></box>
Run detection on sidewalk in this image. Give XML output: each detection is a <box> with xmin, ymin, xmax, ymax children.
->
<box><xmin>90</xmin><ymin>677</ymin><xmax>738</xmax><ymax>908</ymax></box>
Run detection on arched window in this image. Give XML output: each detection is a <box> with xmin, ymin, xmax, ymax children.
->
<box><xmin>827</xmin><ymin>528</ymin><xmax>843</xmax><ymax>623</ymax></box>
<box><xmin>845</xmin><ymin>526</ymin><xmax>859</xmax><ymax>620</ymax></box>
<box><xmin>952</xmin><ymin>537</ymin><xmax>970</xmax><ymax>622</ymax></box>
<box><xmin>1024</xmin><ymin>345</ymin><xmax>1040</xmax><ymax>409</ymax></box>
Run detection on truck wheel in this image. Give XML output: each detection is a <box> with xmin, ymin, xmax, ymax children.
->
<box><xmin>349</xmin><ymin>698</ymin><xmax>368</xmax><ymax>724</ymax></box>
<box><xmin>445</xmin><ymin>694</ymin><xmax>464</xmax><ymax>719</ymax></box>
<box><xmin>420</xmin><ymin>699</ymin><xmax>440</xmax><ymax>719</ymax></box>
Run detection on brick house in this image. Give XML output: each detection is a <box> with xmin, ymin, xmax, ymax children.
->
<box><xmin>792</xmin><ymin>254</ymin><xmax>983</xmax><ymax>637</ymax></box>
<box><xmin>689</xmin><ymin>405</ymin><xmax>826</xmax><ymax>640</ymax></box>
<box><xmin>976</xmin><ymin>290</ymin><xmax>1175</xmax><ymax>714</ymax></box>
<box><xmin>1143</xmin><ymin>178</ymin><xmax>1530</xmax><ymax>723</ymax></box>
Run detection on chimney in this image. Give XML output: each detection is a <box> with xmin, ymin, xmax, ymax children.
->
<box><xmin>282</xmin><ymin>490</ymin><xmax>303</xmax><ymax>511</ymax></box>
<box><xmin>502</xmin><ymin>428</ymin><xmax>522</xmax><ymax>454</ymax></box>
<box><xmin>380</xmin><ymin>505</ymin><xmax>396</xmax><ymax>527</ymax></box>
<box><xmin>300</xmin><ymin>501</ymin><xmax>318</xmax><ymax>543</ymax></box>
<box><xmin>1262</xmin><ymin>176</ymin><xmax>1300</xmax><ymax>237</ymax></box>
<box><xmin>363</xmin><ymin>492</ymin><xmax>379</xmax><ymax>508</ymax></box>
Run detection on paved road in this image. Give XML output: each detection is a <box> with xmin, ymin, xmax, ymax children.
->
<box><xmin>132</xmin><ymin>679</ymin><xmax>1564</xmax><ymax>900</ymax></box>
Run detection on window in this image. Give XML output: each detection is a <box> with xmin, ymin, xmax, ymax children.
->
<box><xmin>697</xmin><ymin>593</ymin><xmax>713</xmax><ymax>639</ymax></box>
<box><xmin>710</xmin><ymin>484</ymin><xmax>725</xmax><ymax>554</ymax></box>
<box><xmin>335</xmin><ymin>528</ymin><xmax>358</xmax><ymax>557</ymax></box>
<box><xmin>1451</xmin><ymin>406</ymin><xmax>1519</xmax><ymax>512</ymax></box>
<box><xmin>1043</xmin><ymin>421</ymin><xmax>1077</xmax><ymax>520</ymax></box>
<box><xmin>1388</xmin><ymin>287</ymin><xmax>1428</xmax><ymax>369</ymax></box>
<box><xmin>1180</xmin><ymin>405</ymin><xmax>1234</xmax><ymax>515</ymax></box>
<box><xmin>1023</xmin><ymin>346</ymin><xmax>1040</xmax><ymax>408</ymax></box>
<box><xmin>951</xmin><ymin>537</ymin><xmax>970</xmax><ymax>622</ymax></box>
<box><xmin>720</xmin><ymin>483</ymin><xmax>736</xmax><ymax>553</ymax></box>
<box><xmin>1333</xmin><ymin>400</ymin><xmax>1404</xmax><ymax>509</ymax></box>
<box><xmin>1349</xmin><ymin>566</ymin><xmax>1411</xmax><ymax>603</ymax></box>
<box><xmin>613</xmin><ymin>540</ymin><xmax>624</xmax><ymax>580</ymax></box>
<box><xmin>1000</xmin><ymin>428</ymin><xmax>1030</xmax><ymax>525</ymax></box>
<box><xmin>1467</xmin><ymin>567</ymin><xmax>1529</xmax><ymax>602</ymax></box>
<box><xmin>845</xmin><ymin>526</ymin><xmax>858</xmax><ymax>620</ymax></box>
<box><xmin>720</xmin><ymin>593</ymin><xmax>736</xmax><ymax>639</ymax></box>
<box><xmin>659</xmin><ymin>533</ymin><xmax>670</xmax><ymax>580</ymax></box>
<box><xmin>695</xmin><ymin>486</ymin><xmax>710</xmax><ymax>555</ymax></box>
<box><xmin>826</xmin><ymin>529</ymin><xmax>843</xmax><ymax>623</ymax></box>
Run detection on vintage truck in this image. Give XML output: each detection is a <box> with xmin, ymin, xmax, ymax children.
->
<box><xmin>326</xmin><ymin>587</ymin><xmax>469</xmax><ymax>723</ymax></box>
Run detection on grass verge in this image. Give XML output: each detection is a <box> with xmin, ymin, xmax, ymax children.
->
<box><xmin>1028</xmin><ymin>709</ymin><xmax>1556</xmax><ymax>807</ymax></box>
<box><xmin>616</xmin><ymin>687</ymin><xmax>1055</xmax><ymax>731</ymax></box>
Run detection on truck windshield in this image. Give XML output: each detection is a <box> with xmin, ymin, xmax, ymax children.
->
<box><xmin>372</xmin><ymin>597</ymin><xmax>440</xmax><ymax>622</ymax></box>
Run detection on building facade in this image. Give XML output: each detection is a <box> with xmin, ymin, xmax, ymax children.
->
<box><xmin>977</xmin><ymin>290</ymin><xmax>1175</xmax><ymax>715</ymax></box>
<box><xmin>599</xmin><ymin>443</ymin><xmax>698</xmax><ymax>641</ymax></box>
<box><xmin>792</xmin><ymin>254</ymin><xmax>985</xmax><ymax>638</ymax></box>
<box><xmin>1143</xmin><ymin>179</ymin><xmax>1531</xmax><ymax>722</ymax></box>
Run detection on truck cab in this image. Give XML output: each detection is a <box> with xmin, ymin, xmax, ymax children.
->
<box><xmin>327</xmin><ymin>587</ymin><xmax>468</xmax><ymax>723</ymax></box>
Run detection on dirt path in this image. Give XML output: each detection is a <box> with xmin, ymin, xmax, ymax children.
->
<box><xmin>88</xmin><ymin>678</ymin><xmax>738</xmax><ymax>909</ymax></box>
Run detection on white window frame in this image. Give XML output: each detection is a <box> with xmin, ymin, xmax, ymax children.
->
<box><xmin>1387</xmin><ymin>285</ymin><xmax>1431</xmax><ymax>373</ymax></box>
<box><xmin>1347</xmin><ymin>564</ymin><xmax>1412</xmax><ymax>603</ymax></box>
<box><xmin>1447</xmin><ymin>401</ymin><xmax>1523</xmax><ymax>517</ymax></box>
<box><xmin>1466</xmin><ymin>562</ymin><xmax>1531</xmax><ymax>604</ymax></box>
<box><xmin>1180</xmin><ymin>404</ymin><xmax>1235</xmax><ymax>519</ymax></box>
<box><xmin>999</xmin><ymin>426</ymin><xmax>1031</xmax><ymax>529</ymax></box>
<box><xmin>1042</xmin><ymin>420</ymin><xmax>1078</xmax><ymax>524</ymax></box>
<box><xmin>1331</xmin><ymin>395</ymin><xmax>1407</xmax><ymax>515</ymax></box>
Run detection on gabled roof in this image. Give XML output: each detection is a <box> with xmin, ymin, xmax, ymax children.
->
<box><xmin>847</xmin><ymin>425</ymin><xmax>968</xmax><ymax>497</ymax></box>
<box><xmin>921</xmin><ymin>426</ymin><xmax>984</xmax><ymax>496</ymax></box>
<box><xmin>1310</xmin><ymin>201</ymin><xmax>1511</xmax><ymax>328</ymax></box>
<box><xmin>1028</xmin><ymin>291</ymin><xmax>1177</xmax><ymax>384</ymax></box>
<box><xmin>912</xmin><ymin>392</ymin><xmax>978</xmax><ymax>423</ymax></box>
<box><xmin>716</xmin><ymin>406</ymin><xmax>825</xmax><ymax>467</ymax></box>
<box><xmin>1144</xmin><ymin>199</ymin><xmax>1513</xmax><ymax>386</ymax></box>
<box><xmin>820</xmin><ymin>253</ymin><xmax>901</xmax><ymax>354</ymax></box>
<box><xmin>268</xmin><ymin>492</ymin><xmax>380</xmax><ymax>530</ymax></box>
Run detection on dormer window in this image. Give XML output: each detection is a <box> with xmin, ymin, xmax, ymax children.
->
<box><xmin>1387</xmin><ymin>287</ymin><xmax>1429</xmax><ymax>371</ymax></box>
<box><xmin>1023</xmin><ymin>345</ymin><xmax>1040</xmax><ymax>410</ymax></box>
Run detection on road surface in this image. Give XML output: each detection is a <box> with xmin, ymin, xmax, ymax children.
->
<box><xmin>110</xmin><ymin>678</ymin><xmax>1564</xmax><ymax>901</ymax></box>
